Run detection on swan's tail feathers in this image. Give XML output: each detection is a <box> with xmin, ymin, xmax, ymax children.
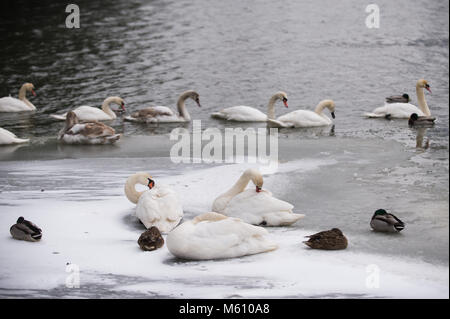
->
<box><xmin>50</xmin><ymin>114</ymin><xmax>66</xmax><ymax>120</ymax></box>
<box><xmin>267</xmin><ymin>119</ymin><xmax>287</xmax><ymax>128</ymax></box>
<box><xmin>364</xmin><ymin>112</ymin><xmax>386</xmax><ymax>118</ymax></box>
<box><xmin>105</xmin><ymin>134</ymin><xmax>121</xmax><ymax>143</ymax></box>
<box><xmin>211</xmin><ymin>112</ymin><xmax>226</xmax><ymax>119</ymax></box>
<box><xmin>13</xmin><ymin>137</ymin><xmax>30</xmax><ymax>144</ymax></box>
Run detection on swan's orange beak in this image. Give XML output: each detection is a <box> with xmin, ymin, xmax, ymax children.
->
<box><xmin>425</xmin><ymin>86</ymin><xmax>432</xmax><ymax>93</ymax></box>
<box><xmin>31</xmin><ymin>90</ymin><xmax>36</xmax><ymax>96</ymax></box>
<box><xmin>256</xmin><ymin>186</ymin><xmax>262</xmax><ymax>193</ymax></box>
<box><xmin>283</xmin><ymin>98</ymin><xmax>288</xmax><ymax>108</ymax></box>
<box><xmin>148</xmin><ymin>178</ymin><xmax>155</xmax><ymax>189</ymax></box>
<box><xmin>121</xmin><ymin>102</ymin><xmax>126</xmax><ymax>111</ymax></box>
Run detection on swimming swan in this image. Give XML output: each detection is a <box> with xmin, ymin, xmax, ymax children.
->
<box><xmin>0</xmin><ymin>83</ymin><xmax>36</xmax><ymax>112</ymax></box>
<box><xmin>124</xmin><ymin>172</ymin><xmax>183</xmax><ymax>233</ymax></box>
<box><xmin>51</xmin><ymin>96</ymin><xmax>125</xmax><ymax>121</ymax></box>
<box><xmin>267</xmin><ymin>99</ymin><xmax>335</xmax><ymax>128</ymax></box>
<box><xmin>365</xmin><ymin>79</ymin><xmax>433</xmax><ymax>119</ymax></box>
<box><xmin>124</xmin><ymin>90</ymin><xmax>201</xmax><ymax>123</ymax></box>
<box><xmin>166</xmin><ymin>212</ymin><xmax>277</xmax><ymax>260</ymax></box>
<box><xmin>212</xmin><ymin>168</ymin><xmax>304</xmax><ymax>226</ymax></box>
<box><xmin>211</xmin><ymin>91</ymin><xmax>288</xmax><ymax>122</ymax></box>
<box><xmin>58</xmin><ymin>111</ymin><xmax>121</xmax><ymax>144</ymax></box>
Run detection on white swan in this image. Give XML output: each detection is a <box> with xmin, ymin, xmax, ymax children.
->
<box><xmin>0</xmin><ymin>127</ymin><xmax>29</xmax><ymax>145</ymax></box>
<box><xmin>51</xmin><ymin>96</ymin><xmax>125</xmax><ymax>121</ymax></box>
<box><xmin>124</xmin><ymin>90</ymin><xmax>201</xmax><ymax>123</ymax></box>
<box><xmin>124</xmin><ymin>172</ymin><xmax>183</xmax><ymax>233</ymax></box>
<box><xmin>365</xmin><ymin>79</ymin><xmax>432</xmax><ymax>119</ymax></box>
<box><xmin>212</xmin><ymin>168</ymin><xmax>304</xmax><ymax>226</ymax></box>
<box><xmin>0</xmin><ymin>83</ymin><xmax>36</xmax><ymax>112</ymax></box>
<box><xmin>58</xmin><ymin>111</ymin><xmax>121</xmax><ymax>144</ymax></box>
<box><xmin>166</xmin><ymin>212</ymin><xmax>277</xmax><ymax>260</ymax></box>
<box><xmin>211</xmin><ymin>91</ymin><xmax>288</xmax><ymax>122</ymax></box>
<box><xmin>267</xmin><ymin>99</ymin><xmax>335</xmax><ymax>128</ymax></box>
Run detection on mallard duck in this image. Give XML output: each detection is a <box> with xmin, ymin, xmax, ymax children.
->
<box><xmin>303</xmin><ymin>228</ymin><xmax>348</xmax><ymax>250</ymax></box>
<box><xmin>408</xmin><ymin>113</ymin><xmax>436</xmax><ymax>126</ymax></box>
<box><xmin>370</xmin><ymin>209</ymin><xmax>405</xmax><ymax>233</ymax></box>
<box><xmin>386</xmin><ymin>93</ymin><xmax>410</xmax><ymax>104</ymax></box>
<box><xmin>10</xmin><ymin>217</ymin><xmax>42</xmax><ymax>242</ymax></box>
<box><xmin>137</xmin><ymin>226</ymin><xmax>164</xmax><ymax>251</ymax></box>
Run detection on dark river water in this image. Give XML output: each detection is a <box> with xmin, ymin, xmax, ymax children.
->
<box><xmin>0</xmin><ymin>0</ymin><xmax>448</xmax><ymax>144</ymax></box>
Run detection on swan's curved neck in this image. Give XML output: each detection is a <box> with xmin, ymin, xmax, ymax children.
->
<box><xmin>124</xmin><ymin>174</ymin><xmax>145</xmax><ymax>204</ymax></box>
<box><xmin>223</xmin><ymin>173</ymin><xmax>252</xmax><ymax>198</ymax></box>
<box><xmin>267</xmin><ymin>95</ymin><xmax>279</xmax><ymax>120</ymax></box>
<box><xmin>177</xmin><ymin>92</ymin><xmax>191</xmax><ymax>121</ymax></box>
<box><xmin>314</xmin><ymin>102</ymin><xmax>327</xmax><ymax>115</ymax></box>
<box><xmin>18</xmin><ymin>86</ymin><xmax>35</xmax><ymax>110</ymax></box>
<box><xmin>416</xmin><ymin>85</ymin><xmax>431</xmax><ymax>116</ymax></box>
<box><xmin>101</xmin><ymin>98</ymin><xmax>117</xmax><ymax>119</ymax></box>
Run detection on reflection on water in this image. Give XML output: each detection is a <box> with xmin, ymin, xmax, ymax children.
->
<box><xmin>415</xmin><ymin>127</ymin><xmax>430</xmax><ymax>150</ymax></box>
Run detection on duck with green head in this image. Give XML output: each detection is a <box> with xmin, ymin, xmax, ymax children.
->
<box><xmin>370</xmin><ymin>209</ymin><xmax>405</xmax><ymax>233</ymax></box>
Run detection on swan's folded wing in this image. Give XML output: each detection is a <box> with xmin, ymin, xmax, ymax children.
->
<box><xmin>212</xmin><ymin>106</ymin><xmax>267</xmax><ymax>121</ymax></box>
<box><xmin>154</xmin><ymin>186</ymin><xmax>183</xmax><ymax>221</ymax></box>
<box><xmin>276</xmin><ymin>110</ymin><xmax>329</xmax><ymax>127</ymax></box>
<box><xmin>0</xmin><ymin>127</ymin><xmax>18</xmax><ymax>139</ymax></box>
<box><xmin>131</xmin><ymin>106</ymin><xmax>174</xmax><ymax>118</ymax></box>
<box><xmin>225</xmin><ymin>189</ymin><xmax>293</xmax><ymax>216</ymax></box>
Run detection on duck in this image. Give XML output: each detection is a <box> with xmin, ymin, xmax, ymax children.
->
<box><xmin>10</xmin><ymin>216</ymin><xmax>42</xmax><ymax>242</ymax></box>
<box><xmin>166</xmin><ymin>212</ymin><xmax>278</xmax><ymax>260</ymax></box>
<box><xmin>370</xmin><ymin>209</ymin><xmax>405</xmax><ymax>233</ymax></box>
<box><xmin>267</xmin><ymin>99</ymin><xmax>335</xmax><ymax>128</ymax></box>
<box><xmin>408</xmin><ymin>113</ymin><xmax>435</xmax><ymax>126</ymax></box>
<box><xmin>212</xmin><ymin>168</ymin><xmax>304</xmax><ymax>226</ymax></box>
<box><xmin>58</xmin><ymin>111</ymin><xmax>121</xmax><ymax>144</ymax></box>
<box><xmin>0</xmin><ymin>127</ymin><xmax>29</xmax><ymax>145</ymax></box>
<box><xmin>211</xmin><ymin>91</ymin><xmax>288</xmax><ymax>122</ymax></box>
<box><xmin>50</xmin><ymin>96</ymin><xmax>125</xmax><ymax>121</ymax></box>
<box><xmin>365</xmin><ymin>79</ymin><xmax>433</xmax><ymax>119</ymax></box>
<box><xmin>303</xmin><ymin>228</ymin><xmax>348</xmax><ymax>250</ymax></box>
<box><xmin>124</xmin><ymin>90</ymin><xmax>201</xmax><ymax>123</ymax></box>
<box><xmin>0</xmin><ymin>83</ymin><xmax>37</xmax><ymax>112</ymax></box>
<box><xmin>124</xmin><ymin>172</ymin><xmax>183</xmax><ymax>233</ymax></box>
<box><xmin>138</xmin><ymin>226</ymin><xmax>165</xmax><ymax>251</ymax></box>
<box><xmin>386</xmin><ymin>93</ymin><xmax>410</xmax><ymax>104</ymax></box>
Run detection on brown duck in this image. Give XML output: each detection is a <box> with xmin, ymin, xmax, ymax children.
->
<box><xmin>138</xmin><ymin>226</ymin><xmax>164</xmax><ymax>251</ymax></box>
<box><xmin>303</xmin><ymin>228</ymin><xmax>348</xmax><ymax>250</ymax></box>
<box><xmin>10</xmin><ymin>217</ymin><xmax>42</xmax><ymax>242</ymax></box>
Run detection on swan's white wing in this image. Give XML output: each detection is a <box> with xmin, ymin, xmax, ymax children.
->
<box><xmin>223</xmin><ymin>189</ymin><xmax>302</xmax><ymax>226</ymax></box>
<box><xmin>73</xmin><ymin>106</ymin><xmax>113</xmax><ymax>121</ymax></box>
<box><xmin>135</xmin><ymin>186</ymin><xmax>183</xmax><ymax>233</ymax></box>
<box><xmin>365</xmin><ymin>103</ymin><xmax>424</xmax><ymax>118</ymax></box>
<box><xmin>167</xmin><ymin>215</ymin><xmax>277</xmax><ymax>260</ymax></box>
<box><xmin>0</xmin><ymin>97</ymin><xmax>31</xmax><ymax>112</ymax></box>
<box><xmin>275</xmin><ymin>110</ymin><xmax>331</xmax><ymax>127</ymax></box>
<box><xmin>211</xmin><ymin>106</ymin><xmax>267</xmax><ymax>122</ymax></box>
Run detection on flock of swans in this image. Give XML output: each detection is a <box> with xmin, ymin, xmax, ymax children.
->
<box><xmin>0</xmin><ymin>79</ymin><xmax>435</xmax><ymax>145</ymax></box>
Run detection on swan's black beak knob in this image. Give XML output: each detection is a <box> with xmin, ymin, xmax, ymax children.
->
<box><xmin>331</xmin><ymin>112</ymin><xmax>336</xmax><ymax>119</ymax></box>
<box><xmin>147</xmin><ymin>178</ymin><xmax>155</xmax><ymax>189</ymax></box>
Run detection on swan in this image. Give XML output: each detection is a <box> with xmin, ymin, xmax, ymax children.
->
<box><xmin>365</xmin><ymin>79</ymin><xmax>432</xmax><ymax>119</ymax></box>
<box><xmin>58</xmin><ymin>111</ymin><xmax>121</xmax><ymax>144</ymax></box>
<box><xmin>267</xmin><ymin>99</ymin><xmax>336</xmax><ymax>128</ymax></box>
<box><xmin>0</xmin><ymin>83</ymin><xmax>36</xmax><ymax>112</ymax></box>
<box><xmin>124</xmin><ymin>172</ymin><xmax>183</xmax><ymax>233</ymax></box>
<box><xmin>211</xmin><ymin>91</ymin><xmax>288</xmax><ymax>122</ymax></box>
<box><xmin>50</xmin><ymin>96</ymin><xmax>125</xmax><ymax>121</ymax></box>
<box><xmin>0</xmin><ymin>127</ymin><xmax>29</xmax><ymax>145</ymax></box>
<box><xmin>212</xmin><ymin>168</ymin><xmax>304</xmax><ymax>226</ymax></box>
<box><xmin>166</xmin><ymin>212</ymin><xmax>277</xmax><ymax>260</ymax></box>
<box><xmin>124</xmin><ymin>90</ymin><xmax>201</xmax><ymax>123</ymax></box>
